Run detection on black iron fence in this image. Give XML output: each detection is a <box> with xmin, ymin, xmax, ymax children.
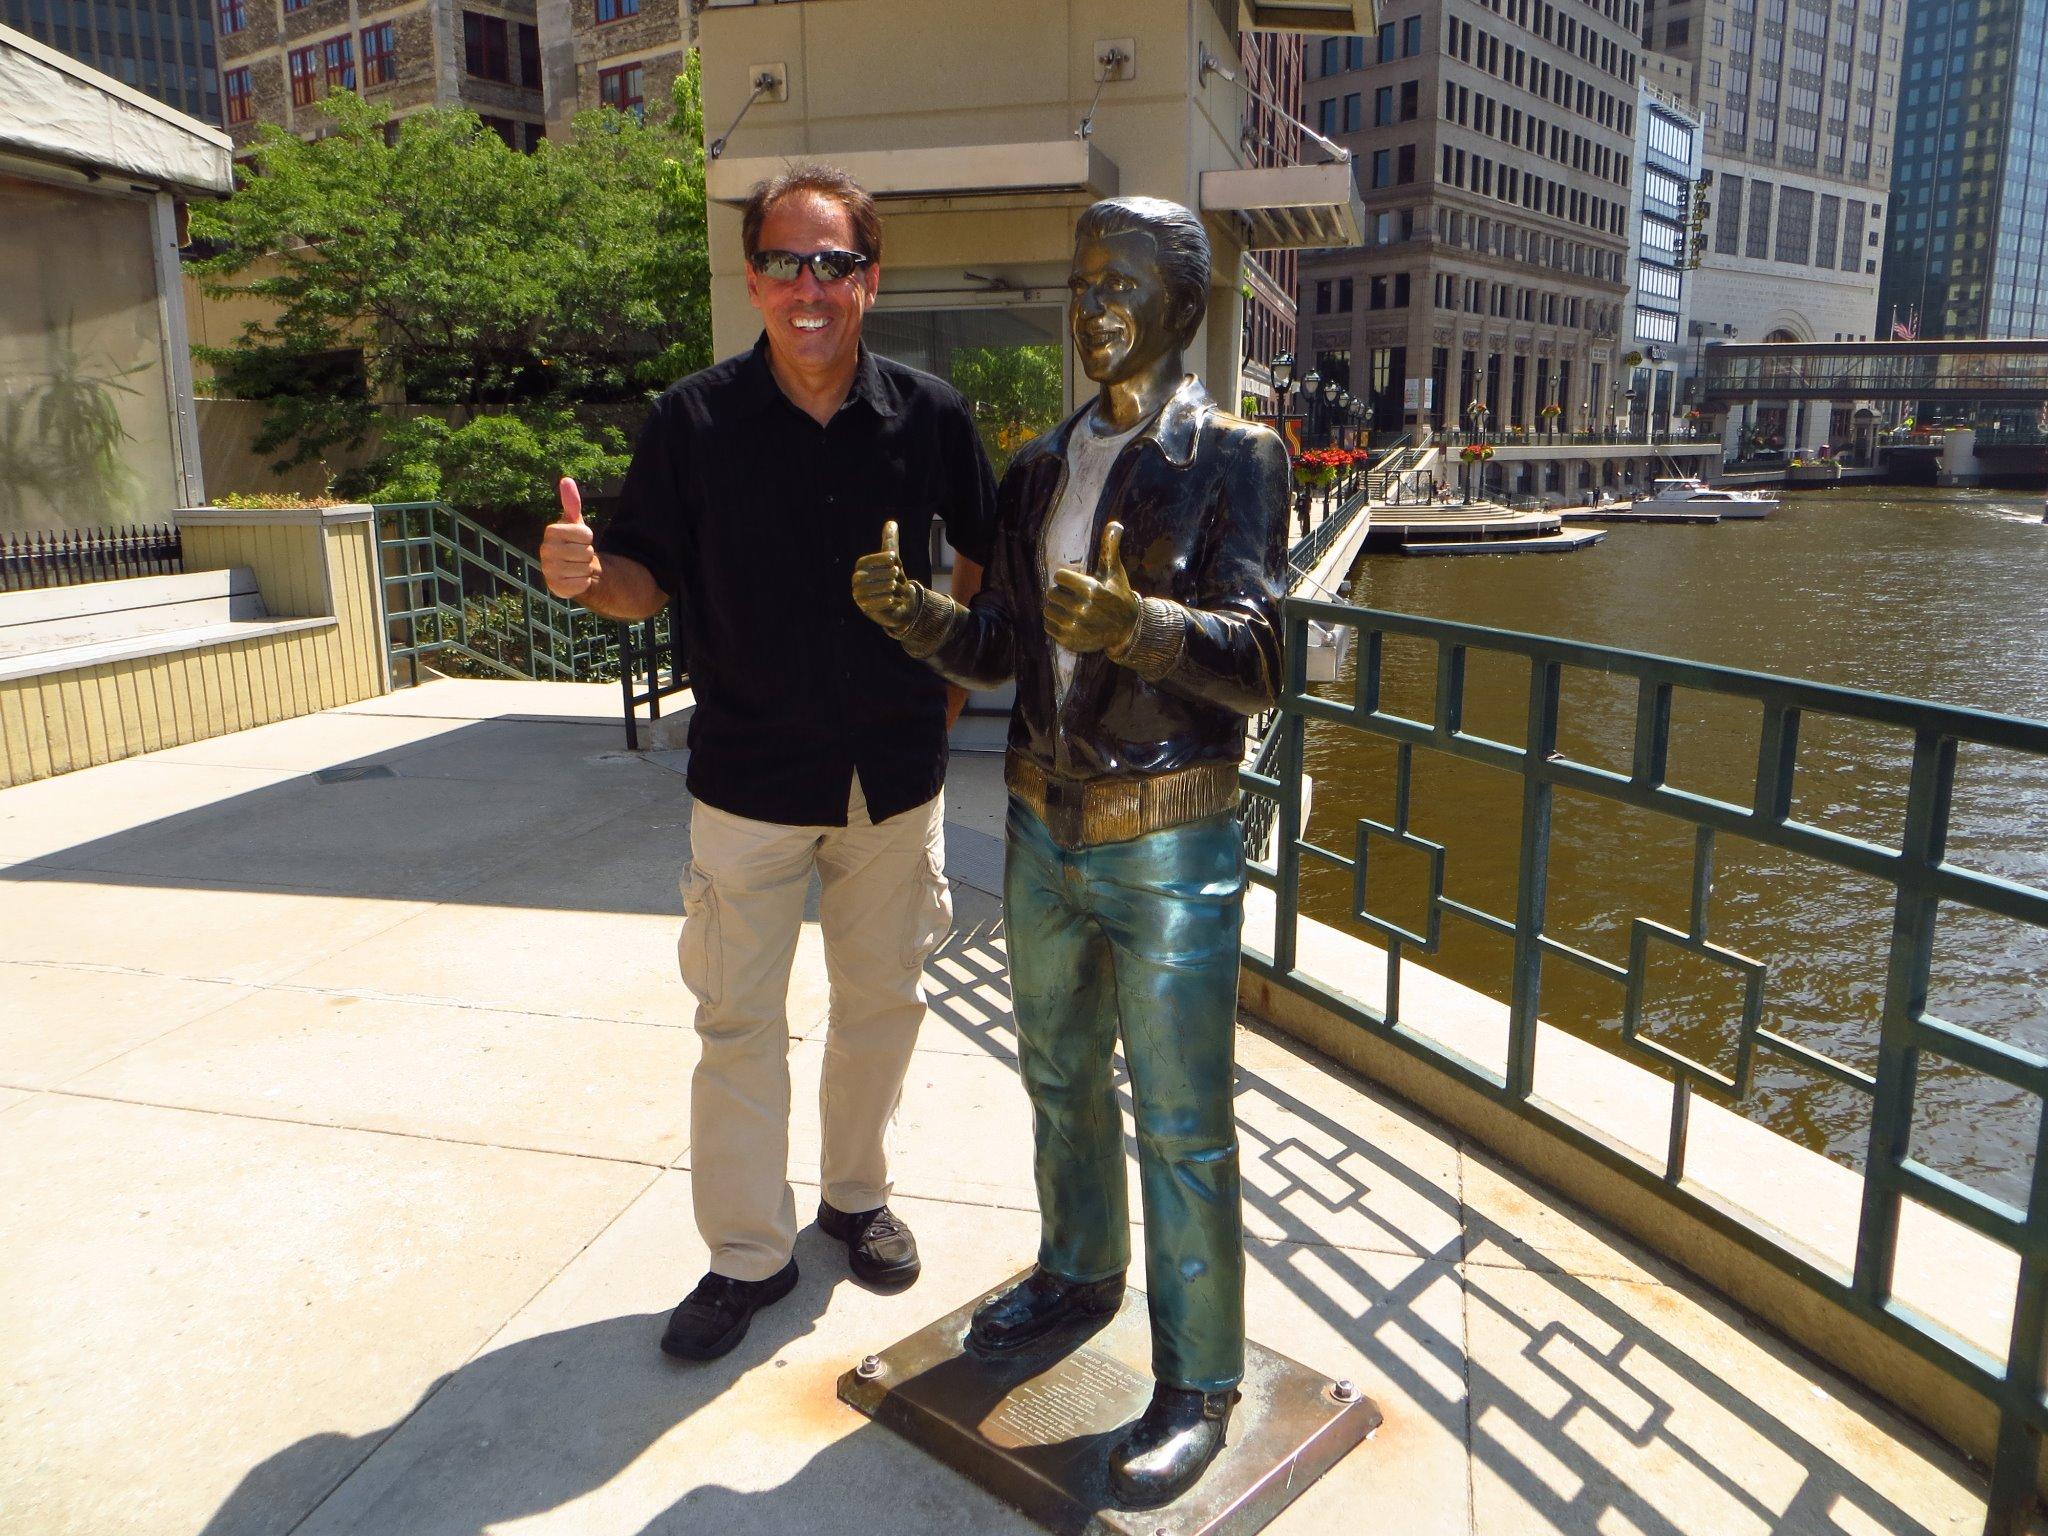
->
<box><xmin>0</xmin><ymin>525</ymin><xmax>183</xmax><ymax>593</ymax></box>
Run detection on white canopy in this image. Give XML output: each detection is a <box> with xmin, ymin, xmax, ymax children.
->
<box><xmin>0</xmin><ymin>24</ymin><xmax>233</xmax><ymax>199</ymax></box>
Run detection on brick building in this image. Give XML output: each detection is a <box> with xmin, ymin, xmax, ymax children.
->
<box><xmin>213</xmin><ymin>0</ymin><xmax>547</xmax><ymax>149</ymax></box>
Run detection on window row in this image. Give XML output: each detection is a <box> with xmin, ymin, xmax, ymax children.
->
<box><xmin>1430</xmin><ymin>274</ymin><xmax>1618</xmax><ymax>332</ymax></box>
<box><xmin>1446</xmin><ymin>14</ymin><xmax>1636</xmax><ymax>144</ymax></box>
<box><xmin>1436</xmin><ymin>205</ymin><xmax>1629</xmax><ymax>283</ymax></box>
<box><xmin>1477</xmin><ymin>0</ymin><xmax>1642</xmax><ymax>84</ymax></box>
<box><xmin>1443</xmin><ymin>77</ymin><xmax>1633</xmax><ymax>189</ymax></box>
<box><xmin>1440</xmin><ymin>143</ymin><xmax>1630</xmax><ymax>237</ymax></box>
<box><xmin>1712</xmin><ymin>174</ymin><xmax>1879</xmax><ymax>272</ymax></box>
<box><xmin>1313</xmin><ymin>273</ymin><xmax>1414</xmax><ymax>311</ymax></box>
<box><xmin>263</xmin><ymin>23</ymin><xmax>391</xmax><ymax>111</ymax></box>
<box><xmin>462</xmin><ymin>10</ymin><xmax>540</xmax><ymax>88</ymax></box>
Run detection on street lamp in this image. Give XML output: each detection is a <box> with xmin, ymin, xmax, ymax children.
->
<box><xmin>1270</xmin><ymin>350</ymin><xmax>1297</xmax><ymax>440</ymax></box>
<box><xmin>1624</xmin><ymin>387</ymin><xmax>1638</xmax><ymax>441</ymax></box>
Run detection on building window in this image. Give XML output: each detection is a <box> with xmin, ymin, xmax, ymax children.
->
<box><xmin>1372</xmin><ymin>149</ymin><xmax>1392</xmax><ymax>187</ymax></box>
<box><xmin>1400</xmin><ymin>80</ymin><xmax>1418</xmax><ymax>119</ymax></box>
<box><xmin>1375</xmin><ymin>86</ymin><xmax>1394</xmax><ymax>125</ymax></box>
<box><xmin>321</xmin><ymin>34</ymin><xmax>353</xmax><ymax>91</ymax></box>
<box><xmin>1318</xmin><ymin>98</ymin><xmax>1337</xmax><ymax>135</ymax></box>
<box><xmin>223</xmin><ymin>64</ymin><xmax>252</xmax><ymax>122</ymax></box>
<box><xmin>593</xmin><ymin>0</ymin><xmax>638</xmax><ymax>18</ymax></box>
<box><xmin>361</xmin><ymin>22</ymin><xmax>395</xmax><ymax>86</ymax></box>
<box><xmin>1665</xmin><ymin>18</ymin><xmax>1689</xmax><ymax>43</ymax></box>
<box><xmin>598</xmin><ymin>62</ymin><xmax>644</xmax><ymax>118</ymax></box>
<box><xmin>518</xmin><ymin>22</ymin><xmax>541</xmax><ymax>87</ymax></box>
<box><xmin>1745</xmin><ymin>180</ymin><xmax>1774</xmax><ymax>258</ymax></box>
<box><xmin>1315</xmin><ymin>279</ymin><xmax>1331</xmax><ymax>314</ymax></box>
<box><xmin>288</xmin><ymin>44</ymin><xmax>319</xmax><ymax>105</ymax></box>
<box><xmin>1715</xmin><ymin>173</ymin><xmax>1744</xmax><ymax>253</ymax></box>
<box><xmin>1815</xmin><ymin>193</ymin><xmax>1841</xmax><ymax>265</ymax></box>
<box><xmin>282</xmin><ymin>0</ymin><xmax>311</xmax><ymax>13</ymax></box>
<box><xmin>1403</xmin><ymin>15</ymin><xmax>1423</xmax><ymax>53</ymax></box>
<box><xmin>463</xmin><ymin>11</ymin><xmax>510</xmax><ymax>82</ymax></box>
<box><xmin>1344</xmin><ymin>93</ymin><xmax>1361</xmax><ymax>131</ymax></box>
<box><xmin>1775</xmin><ymin>187</ymin><xmax>1814</xmax><ymax>263</ymax></box>
<box><xmin>1338</xmin><ymin>277</ymin><xmax>1354</xmax><ymax>311</ymax></box>
<box><xmin>1321</xmin><ymin>37</ymin><xmax>1340</xmax><ymax>73</ymax></box>
<box><xmin>216</xmin><ymin>0</ymin><xmax>243</xmax><ymax>36</ymax></box>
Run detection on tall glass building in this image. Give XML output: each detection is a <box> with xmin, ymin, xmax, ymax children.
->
<box><xmin>2</xmin><ymin>0</ymin><xmax>222</xmax><ymax>124</ymax></box>
<box><xmin>1878</xmin><ymin>0</ymin><xmax>2048</xmax><ymax>339</ymax></box>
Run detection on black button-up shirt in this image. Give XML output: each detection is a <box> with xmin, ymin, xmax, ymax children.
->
<box><xmin>596</xmin><ymin>336</ymin><xmax>998</xmax><ymax>826</ymax></box>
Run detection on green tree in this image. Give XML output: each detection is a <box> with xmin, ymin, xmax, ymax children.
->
<box><xmin>949</xmin><ymin>343</ymin><xmax>1063</xmax><ymax>475</ymax></box>
<box><xmin>188</xmin><ymin>61</ymin><xmax>710</xmax><ymax>529</ymax></box>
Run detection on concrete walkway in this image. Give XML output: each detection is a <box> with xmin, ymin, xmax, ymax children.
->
<box><xmin>0</xmin><ymin>680</ymin><xmax>2003</xmax><ymax>1535</ymax></box>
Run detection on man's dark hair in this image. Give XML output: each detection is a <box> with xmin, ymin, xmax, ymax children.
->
<box><xmin>1074</xmin><ymin>197</ymin><xmax>1212</xmax><ymax>342</ymax></box>
<box><xmin>741</xmin><ymin>163</ymin><xmax>884</xmax><ymax>264</ymax></box>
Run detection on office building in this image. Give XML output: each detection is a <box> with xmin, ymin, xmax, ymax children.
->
<box><xmin>1297</xmin><ymin>0</ymin><xmax>1645</xmax><ymax>438</ymax></box>
<box><xmin>1624</xmin><ymin>81</ymin><xmax>1701</xmax><ymax>434</ymax></box>
<box><xmin>1238</xmin><ymin>28</ymin><xmax>1307</xmax><ymax>413</ymax></box>
<box><xmin>210</xmin><ymin>0</ymin><xmax>545</xmax><ymax>150</ymax></box>
<box><xmin>1877</xmin><ymin>0</ymin><xmax>2048</xmax><ymax>341</ymax></box>
<box><xmin>2</xmin><ymin>0</ymin><xmax>221</xmax><ymax>122</ymax></box>
<box><xmin>1644</xmin><ymin>0</ymin><xmax>1909</xmax><ymax>447</ymax></box>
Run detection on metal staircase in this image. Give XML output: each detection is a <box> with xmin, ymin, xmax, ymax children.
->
<box><xmin>373</xmin><ymin>502</ymin><xmax>683</xmax><ymax>733</ymax></box>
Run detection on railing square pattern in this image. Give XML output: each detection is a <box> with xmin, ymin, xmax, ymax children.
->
<box><xmin>1241</xmin><ymin>598</ymin><xmax>2048</xmax><ymax>1535</ymax></box>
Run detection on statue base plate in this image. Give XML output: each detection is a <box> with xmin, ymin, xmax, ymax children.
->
<box><xmin>837</xmin><ymin>1270</ymin><xmax>1381</xmax><ymax>1536</ymax></box>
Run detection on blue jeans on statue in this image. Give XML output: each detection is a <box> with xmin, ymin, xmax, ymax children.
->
<box><xmin>1002</xmin><ymin>793</ymin><xmax>1247</xmax><ymax>1392</ymax></box>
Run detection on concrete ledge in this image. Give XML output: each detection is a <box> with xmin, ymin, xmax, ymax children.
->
<box><xmin>174</xmin><ymin>503</ymin><xmax>376</xmax><ymax>528</ymax></box>
<box><xmin>1236</xmin><ymin>890</ymin><xmax>2019</xmax><ymax>1492</ymax></box>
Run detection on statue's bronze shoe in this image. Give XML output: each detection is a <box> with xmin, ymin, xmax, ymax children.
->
<box><xmin>966</xmin><ymin>1267</ymin><xmax>1124</xmax><ymax>1354</ymax></box>
<box><xmin>1107</xmin><ymin>1383</ymin><xmax>1240</xmax><ymax>1509</ymax></box>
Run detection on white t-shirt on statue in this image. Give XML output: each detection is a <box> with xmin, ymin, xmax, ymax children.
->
<box><xmin>1043</xmin><ymin>412</ymin><xmax>1141</xmax><ymax>701</ymax></box>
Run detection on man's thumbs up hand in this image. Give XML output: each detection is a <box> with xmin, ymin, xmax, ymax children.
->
<box><xmin>540</xmin><ymin>475</ymin><xmax>601</xmax><ymax>597</ymax></box>
<box><xmin>852</xmin><ymin>519</ymin><xmax>921</xmax><ymax>635</ymax></box>
<box><xmin>1045</xmin><ymin>519</ymin><xmax>1140</xmax><ymax>656</ymax></box>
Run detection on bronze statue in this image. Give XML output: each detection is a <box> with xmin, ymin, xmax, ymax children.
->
<box><xmin>853</xmin><ymin>196</ymin><xmax>1289</xmax><ymax>1509</ymax></box>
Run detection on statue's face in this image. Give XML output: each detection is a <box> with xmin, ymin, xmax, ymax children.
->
<box><xmin>1068</xmin><ymin>229</ymin><xmax>1186</xmax><ymax>385</ymax></box>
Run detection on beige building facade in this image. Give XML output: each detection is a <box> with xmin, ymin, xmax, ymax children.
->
<box><xmin>695</xmin><ymin>0</ymin><xmax>1367</xmax><ymax>428</ymax></box>
<box><xmin>1297</xmin><ymin>0</ymin><xmax>1644</xmax><ymax>441</ymax></box>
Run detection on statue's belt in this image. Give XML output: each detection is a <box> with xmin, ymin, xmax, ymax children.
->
<box><xmin>1005</xmin><ymin>752</ymin><xmax>1240</xmax><ymax>849</ymax></box>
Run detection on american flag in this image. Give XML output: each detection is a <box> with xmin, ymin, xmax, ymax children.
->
<box><xmin>1891</xmin><ymin>307</ymin><xmax>1919</xmax><ymax>340</ymax></box>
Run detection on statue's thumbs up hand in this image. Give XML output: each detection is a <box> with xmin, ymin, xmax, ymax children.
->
<box><xmin>1044</xmin><ymin>520</ymin><xmax>1140</xmax><ymax>655</ymax></box>
<box><xmin>853</xmin><ymin>519</ymin><xmax>922</xmax><ymax>635</ymax></box>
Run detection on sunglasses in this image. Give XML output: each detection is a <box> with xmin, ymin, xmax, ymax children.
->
<box><xmin>748</xmin><ymin>247</ymin><xmax>872</xmax><ymax>283</ymax></box>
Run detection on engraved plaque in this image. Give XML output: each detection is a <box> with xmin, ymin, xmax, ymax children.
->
<box><xmin>838</xmin><ymin>1270</ymin><xmax>1381</xmax><ymax>1536</ymax></box>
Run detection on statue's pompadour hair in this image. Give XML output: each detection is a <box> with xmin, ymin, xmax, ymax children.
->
<box><xmin>1074</xmin><ymin>197</ymin><xmax>1212</xmax><ymax>343</ymax></box>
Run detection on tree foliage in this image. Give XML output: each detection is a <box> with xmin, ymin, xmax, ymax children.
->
<box><xmin>188</xmin><ymin>61</ymin><xmax>709</xmax><ymax>527</ymax></box>
<box><xmin>949</xmin><ymin>343</ymin><xmax>1062</xmax><ymax>475</ymax></box>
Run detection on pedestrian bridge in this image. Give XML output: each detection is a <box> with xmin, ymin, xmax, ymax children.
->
<box><xmin>1700</xmin><ymin>339</ymin><xmax>2048</xmax><ymax>403</ymax></box>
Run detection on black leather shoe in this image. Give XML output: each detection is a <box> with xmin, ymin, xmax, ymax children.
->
<box><xmin>1107</xmin><ymin>1383</ymin><xmax>1241</xmax><ymax>1509</ymax></box>
<box><xmin>816</xmin><ymin>1201</ymin><xmax>921</xmax><ymax>1289</ymax></box>
<box><xmin>967</xmin><ymin>1266</ymin><xmax>1125</xmax><ymax>1354</ymax></box>
<box><xmin>659</xmin><ymin>1259</ymin><xmax>798</xmax><ymax>1360</ymax></box>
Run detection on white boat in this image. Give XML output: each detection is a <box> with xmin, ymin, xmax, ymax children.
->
<box><xmin>1628</xmin><ymin>477</ymin><xmax>1779</xmax><ymax>518</ymax></box>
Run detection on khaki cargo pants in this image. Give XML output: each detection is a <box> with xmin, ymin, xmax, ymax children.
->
<box><xmin>679</xmin><ymin>780</ymin><xmax>951</xmax><ymax>1282</ymax></box>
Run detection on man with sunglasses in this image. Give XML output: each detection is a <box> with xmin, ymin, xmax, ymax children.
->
<box><xmin>539</xmin><ymin>164</ymin><xmax>997</xmax><ymax>1362</ymax></box>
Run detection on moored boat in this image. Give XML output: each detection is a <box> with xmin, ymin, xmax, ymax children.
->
<box><xmin>1626</xmin><ymin>477</ymin><xmax>1779</xmax><ymax>519</ymax></box>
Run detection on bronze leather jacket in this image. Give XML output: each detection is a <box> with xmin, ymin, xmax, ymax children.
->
<box><xmin>922</xmin><ymin>375</ymin><xmax>1290</xmax><ymax>783</ymax></box>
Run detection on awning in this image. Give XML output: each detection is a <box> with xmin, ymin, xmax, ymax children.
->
<box><xmin>708</xmin><ymin>140</ymin><xmax>1119</xmax><ymax>205</ymax></box>
<box><xmin>0</xmin><ymin>24</ymin><xmax>233</xmax><ymax>198</ymax></box>
<box><xmin>1238</xmin><ymin>0</ymin><xmax>1376</xmax><ymax>33</ymax></box>
<box><xmin>1200</xmin><ymin>161</ymin><xmax>1364</xmax><ymax>250</ymax></box>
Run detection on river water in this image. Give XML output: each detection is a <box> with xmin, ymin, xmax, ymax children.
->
<box><xmin>1300</xmin><ymin>485</ymin><xmax>2048</xmax><ymax>1206</ymax></box>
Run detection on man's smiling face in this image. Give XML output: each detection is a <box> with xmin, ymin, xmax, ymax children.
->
<box><xmin>745</xmin><ymin>191</ymin><xmax>880</xmax><ymax>376</ymax></box>
<box><xmin>1068</xmin><ymin>229</ymin><xmax>1187</xmax><ymax>387</ymax></box>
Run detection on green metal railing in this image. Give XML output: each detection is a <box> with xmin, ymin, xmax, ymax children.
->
<box><xmin>1240</xmin><ymin>598</ymin><xmax>2048</xmax><ymax>1534</ymax></box>
<box><xmin>372</xmin><ymin>503</ymin><xmax>686</xmax><ymax>739</ymax></box>
<box><xmin>375</xmin><ymin>501</ymin><xmax>619</xmax><ymax>687</ymax></box>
